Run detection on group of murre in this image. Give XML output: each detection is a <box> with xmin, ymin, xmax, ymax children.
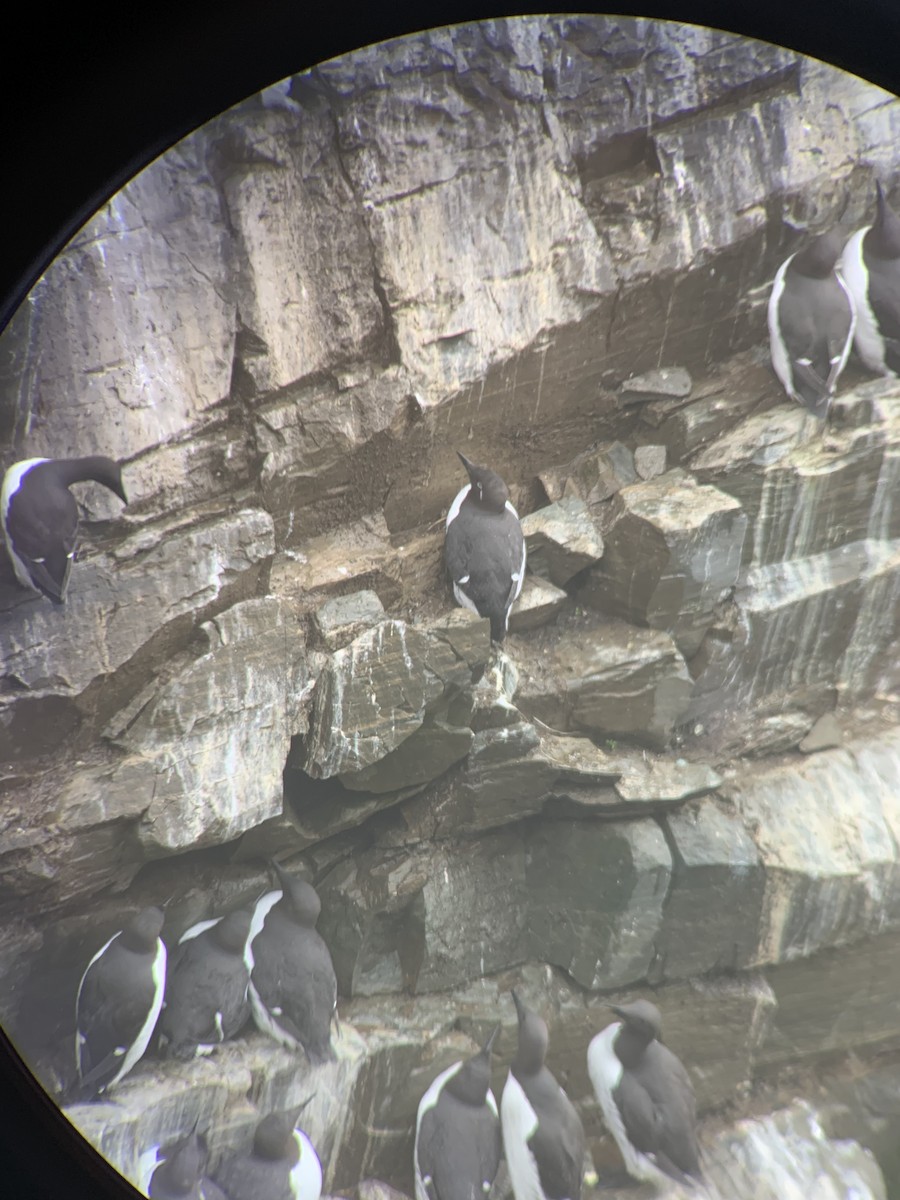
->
<box><xmin>1</xmin><ymin>180</ymin><xmax>898</xmax><ymax>1198</ymax></box>
<box><xmin>71</xmin><ymin>871</ymin><xmax>701</xmax><ymax>1200</ymax></box>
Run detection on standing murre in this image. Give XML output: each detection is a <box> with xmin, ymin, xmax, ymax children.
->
<box><xmin>501</xmin><ymin>990</ymin><xmax>586</xmax><ymax>1200</ymax></box>
<box><xmin>212</xmin><ymin>1102</ymin><xmax>322</xmax><ymax>1200</ymax></box>
<box><xmin>158</xmin><ymin>909</ymin><xmax>252</xmax><ymax>1060</ymax></box>
<box><xmin>1</xmin><ymin>455</ymin><xmax>127</xmax><ymax>603</ymax></box>
<box><xmin>587</xmin><ymin>999</ymin><xmax>703</xmax><ymax>1191</ymax></box>
<box><xmin>414</xmin><ymin>1025</ymin><xmax>502</xmax><ymax>1200</ymax></box>
<box><xmin>445</xmin><ymin>451</ymin><xmax>526</xmax><ymax>643</ymax></box>
<box><xmin>72</xmin><ymin>906</ymin><xmax>166</xmax><ymax>1100</ymax></box>
<box><xmin>767</xmin><ymin>229</ymin><xmax>856</xmax><ymax>419</ymax></box>
<box><xmin>137</xmin><ymin>1124</ymin><xmax>229</xmax><ymax>1200</ymax></box>
<box><xmin>840</xmin><ymin>180</ymin><xmax>900</xmax><ymax>376</ymax></box>
<box><xmin>245</xmin><ymin>861</ymin><xmax>337</xmax><ymax>1064</ymax></box>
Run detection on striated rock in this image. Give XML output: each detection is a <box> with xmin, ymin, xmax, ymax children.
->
<box><xmin>514</xmin><ymin>617</ymin><xmax>693</xmax><ymax>750</ymax></box>
<box><xmin>621</xmin><ymin>367</ymin><xmax>692</xmax><ymax>402</ymax></box>
<box><xmin>301</xmin><ymin>618</ymin><xmax>488</xmax><ymax>782</ymax></box>
<box><xmin>0</xmin><ymin>508</ymin><xmax>275</xmax><ymax>705</ymax></box>
<box><xmin>655</xmin><ymin>380</ymin><xmax>767</xmax><ymax>463</ymax></box>
<box><xmin>99</xmin><ymin>598</ymin><xmax>309</xmax><ymax>855</ymax></box>
<box><xmin>313</xmin><ymin>590</ymin><xmax>386</xmax><ymax>651</ymax></box>
<box><xmin>582</xmin><ymin>469</ymin><xmax>747</xmax><ymax>657</ymax></box>
<box><xmin>269</xmin><ymin>513</ymin><xmax>394</xmax><ymax>609</ymax></box>
<box><xmin>215</xmin><ymin>102</ymin><xmax>385</xmax><ymax>399</ymax></box>
<box><xmin>538</xmin><ymin>442</ymin><xmax>637</xmax><ymax>508</ymax></box>
<box><xmin>761</xmin><ymin>928</ymin><xmax>900</xmax><ymax>1071</ymax></box>
<box><xmin>520</xmin><ymin>497</ymin><xmax>604</xmax><ymax>585</ymax></box>
<box><xmin>507</xmin><ymin>574</ymin><xmax>568</xmax><ymax>633</ymax></box>
<box><xmin>723</xmin><ymin>733</ymin><xmax>900</xmax><ymax>964</ymax></box>
<box><xmin>256</xmin><ymin>371</ymin><xmax>412</xmax><ymax>542</ymax></box>
<box><xmin>658</xmin><ymin>799</ymin><xmax>764</xmax><ymax>979</ymax></box>
<box><xmin>525</xmin><ymin>818</ymin><xmax>672</xmax><ymax>990</ymax></box>
<box><xmin>704</xmin><ymin>1100</ymin><xmax>887</xmax><ymax>1200</ymax></box>
<box><xmin>0</xmin><ymin>128</ymin><xmax>234</xmax><ymax>465</ymax></box>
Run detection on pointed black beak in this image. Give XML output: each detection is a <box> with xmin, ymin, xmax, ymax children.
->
<box><xmin>457</xmin><ymin>450</ymin><xmax>477</xmax><ymax>477</ymax></box>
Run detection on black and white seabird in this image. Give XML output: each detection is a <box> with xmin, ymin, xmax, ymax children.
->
<box><xmin>445</xmin><ymin>451</ymin><xmax>526</xmax><ymax>643</ymax></box>
<box><xmin>840</xmin><ymin>180</ymin><xmax>900</xmax><ymax>376</ymax></box>
<box><xmin>501</xmin><ymin>990</ymin><xmax>585</xmax><ymax>1200</ymax></box>
<box><xmin>138</xmin><ymin>1125</ymin><xmax>229</xmax><ymax>1200</ymax></box>
<box><xmin>212</xmin><ymin>1104</ymin><xmax>322</xmax><ymax>1200</ymax></box>
<box><xmin>73</xmin><ymin>906</ymin><xmax>166</xmax><ymax>1099</ymax></box>
<box><xmin>767</xmin><ymin>229</ymin><xmax>856</xmax><ymax>419</ymax></box>
<box><xmin>245</xmin><ymin>862</ymin><xmax>337</xmax><ymax>1064</ymax></box>
<box><xmin>414</xmin><ymin>1025</ymin><xmax>502</xmax><ymax>1200</ymax></box>
<box><xmin>158</xmin><ymin>909</ymin><xmax>252</xmax><ymax>1060</ymax></box>
<box><xmin>587</xmin><ymin>999</ymin><xmax>702</xmax><ymax>1191</ymax></box>
<box><xmin>0</xmin><ymin>455</ymin><xmax>127</xmax><ymax>603</ymax></box>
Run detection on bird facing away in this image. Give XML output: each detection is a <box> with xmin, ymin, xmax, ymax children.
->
<box><xmin>244</xmin><ymin>862</ymin><xmax>337</xmax><ymax>1064</ymax></box>
<box><xmin>1</xmin><ymin>455</ymin><xmax>127</xmax><ymax>603</ymax></box>
<box><xmin>501</xmin><ymin>990</ymin><xmax>586</xmax><ymax>1200</ymax></box>
<box><xmin>444</xmin><ymin>451</ymin><xmax>526</xmax><ymax>643</ymax></box>
<box><xmin>414</xmin><ymin>1025</ymin><xmax>503</xmax><ymax>1200</ymax></box>
<box><xmin>138</xmin><ymin>1125</ymin><xmax>229</xmax><ymax>1200</ymax></box>
<box><xmin>158</xmin><ymin>909</ymin><xmax>252</xmax><ymax>1060</ymax></box>
<box><xmin>767</xmin><ymin>229</ymin><xmax>856</xmax><ymax>419</ymax></box>
<box><xmin>587</xmin><ymin>999</ymin><xmax>703</xmax><ymax>1191</ymax></box>
<box><xmin>73</xmin><ymin>906</ymin><xmax>166</xmax><ymax>1099</ymax></box>
<box><xmin>840</xmin><ymin>180</ymin><xmax>900</xmax><ymax>376</ymax></box>
<box><xmin>212</xmin><ymin>1105</ymin><xmax>323</xmax><ymax>1200</ymax></box>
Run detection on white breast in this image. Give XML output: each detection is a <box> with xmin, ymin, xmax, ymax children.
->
<box><xmin>500</xmin><ymin>1072</ymin><xmax>545</xmax><ymax>1200</ymax></box>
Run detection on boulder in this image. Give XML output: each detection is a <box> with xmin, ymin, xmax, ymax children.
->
<box><xmin>313</xmin><ymin>590</ymin><xmax>386</xmax><ymax>651</ymax></box>
<box><xmin>581</xmin><ymin>468</ymin><xmax>747</xmax><ymax>657</ymax></box>
<box><xmin>537</xmin><ymin>441</ymin><xmax>637</xmax><ymax>508</ymax></box>
<box><xmin>620</xmin><ymin>366</ymin><xmax>692</xmax><ymax>402</ymax></box>
<box><xmin>524</xmin><ymin>818</ymin><xmax>672</xmax><ymax>990</ymax></box>
<box><xmin>507</xmin><ymin>574</ymin><xmax>568</xmax><ymax>633</ymax></box>
<box><xmin>521</xmin><ymin>497</ymin><xmax>604</xmax><ymax>585</ymax></box>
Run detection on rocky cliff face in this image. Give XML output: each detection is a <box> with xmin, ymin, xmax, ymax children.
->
<box><xmin>1</xmin><ymin>15</ymin><xmax>898</xmax><ymax>1198</ymax></box>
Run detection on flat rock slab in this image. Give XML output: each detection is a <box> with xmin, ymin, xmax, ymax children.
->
<box><xmin>521</xmin><ymin>497</ymin><xmax>604</xmax><ymax>585</ymax></box>
<box><xmin>614</xmin><ymin>758</ymin><xmax>722</xmax><ymax>802</ymax></box>
<box><xmin>538</xmin><ymin>441</ymin><xmax>637</xmax><ymax>507</ymax></box>
<box><xmin>314</xmin><ymin>589</ymin><xmax>386</xmax><ymax>650</ymax></box>
<box><xmin>514</xmin><ymin>616</ymin><xmax>693</xmax><ymax>751</ymax></box>
<box><xmin>621</xmin><ymin>366</ymin><xmax>692</xmax><ymax>401</ymax></box>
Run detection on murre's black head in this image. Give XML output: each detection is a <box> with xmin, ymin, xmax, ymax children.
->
<box><xmin>120</xmin><ymin>906</ymin><xmax>165</xmax><ymax>952</ymax></box>
<box><xmin>212</xmin><ymin>909</ymin><xmax>252</xmax><ymax>954</ymax></box>
<box><xmin>51</xmin><ymin>456</ymin><xmax>129</xmax><ymax>505</ymax></box>
<box><xmin>511</xmin><ymin>990</ymin><xmax>548</xmax><ymax>1076</ymax></box>
<box><xmin>610</xmin><ymin>998</ymin><xmax>663</xmax><ymax>1043</ymax></box>
<box><xmin>253</xmin><ymin>1100</ymin><xmax>311</xmax><ymax>1162</ymax></box>
<box><xmin>457</xmin><ymin>451</ymin><xmax>510</xmax><ymax>514</ymax></box>
<box><xmin>870</xmin><ymin>180</ymin><xmax>900</xmax><ymax>259</ymax></box>
<box><xmin>789</xmin><ymin>229</ymin><xmax>844</xmax><ymax>279</ymax></box>
<box><xmin>270</xmin><ymin>860</ymin><xmax>322</xmax><ymax>927</ymax></box>
<box><xmin>446</xmin><ymin>1024</ymin><xmax>500</xmax><ymax>1107</ymax></box>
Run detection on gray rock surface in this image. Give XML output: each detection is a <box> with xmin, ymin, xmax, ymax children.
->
<box><xmin>521</xmin><ymin>498</ymin><xmax>604</xmax><ymax>585</ymax></box>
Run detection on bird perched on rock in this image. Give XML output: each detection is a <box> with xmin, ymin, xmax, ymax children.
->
<box><xmin>445</xmin><ymin>451</ymin><xmax>526</xmax><ymax>643</ymax></box>
<box><xmin>840</xmin><ymin>180</ymin><xmax>900</xmax><ymax>376</ymax></box>
<box><xmin>73</xmin><ymin>906</ymin><xmax>166</xmax><ymax>1099</ymax></box>
<box><xmin>158</xmin><ymin>910</ymin><xmax>252</xmax><ymax>1060</ymax></box>
<box><xmin>587</xmin><ymin>999</ymin><xmax>703</xmax><ymax>1191</ymax></box>
<box><xmin>1</xmin><ymin>455</ymin><xmax>127</xmax><ymax>603</ymax></box>
<box><xmin>414</xmin><ymin>1025</ymin><xmax>502</xmax><ymax>1200</ymax></box>
<box><xmin>212</xmin><ymin>1104</ymin><xmax>322</xmax><ymax>1200</ymax></box>
<box><xmin>138</xmin><ymin>1124</ymin><xmax>229</xmax><ymax>1200</ymax></box>
<box><xmin>767</xmin><ymin>229</ymin><xmax>856</xmax><ymax>419</ymax></box>
<box><xmin>501</xmin><ymin>990</ymin><xmax>586</xmax><ymax>1200</ymax></box>
<box><xmin>245</xmin><ymin>862</ymin><xmax>337</xmax><ymax>1064</ymax></box>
